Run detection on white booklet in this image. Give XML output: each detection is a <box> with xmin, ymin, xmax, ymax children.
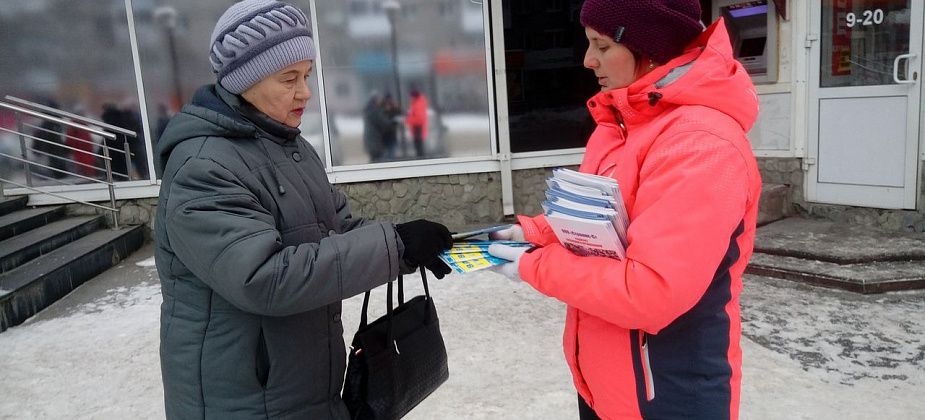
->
<box><xmin>542</xmin><ymin>168</ymin><xmax>630</xmax><ymax>260</ymax></box>
<box><xmin>542</xmin><ymin>200</ymin><xmax>627</xmax><ymax>260</ymax></box>
<box><xmin>550</xmin><ymin>168</ymin><xmax>629</xmax><ymax>232</ymax></box>
<box><xmin>546</xmin><ymin>186</ymin><xmax>628</xmax><ymax>246</ymax></box>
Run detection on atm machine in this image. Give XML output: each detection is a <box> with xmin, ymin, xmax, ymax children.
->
<box><xmin>713</xmin><ymin>0</ymin><xmax>779</xmax><ymax>83</ymax></box>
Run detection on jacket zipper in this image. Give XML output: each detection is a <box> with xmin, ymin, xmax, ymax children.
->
<box><xmin>639</xmin><ymin>331</ymin><xmax>655</xmax><ymax>401</ymax></box>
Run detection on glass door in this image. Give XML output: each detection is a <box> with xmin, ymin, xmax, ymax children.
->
<box><xmin>807</xmin><ymin>0</ymin><xmax>923</xmax><ymax>209</ymax></box>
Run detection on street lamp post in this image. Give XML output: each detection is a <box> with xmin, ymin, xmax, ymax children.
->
<box><xmin>382</xmin><ymin>1</ymin><xmax>402</xmax><ymax>108</ymax></box>
<box><xmin>154</xmin><ymin>6</ymin><xmax>184</xmax><ymax>110</ymax></box>
<box><xmin>382</xmin><ymin>0</ymin><xmax>405</xmax><ymax>156</ymax></box>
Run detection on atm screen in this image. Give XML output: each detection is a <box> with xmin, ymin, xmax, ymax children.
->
<box><xmin>738</xmin><ymin>37</ymin><xmax>766</xmax><ymax>58</ymax></box>
<box><xmin>728</xmin><ymin>3</ymin><xmax>768</xmax><ymax>18</ymax></box>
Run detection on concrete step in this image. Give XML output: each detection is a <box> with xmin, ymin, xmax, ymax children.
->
<box><xmin>757</xmin><ymin>183</ymin><xmax>791</xmax><ymax>227</ymax></box>
<box><xmin>746</xmin><ymin>252</ymin><xmax>925</xmax><ymax>294</ymax></box>
<box><xmin>748</xmin><ymin>217</ymin><xmax>925</xmax><ymax>294</ymax></box>
<box><xmin>0</xmin><ymin>215</ymin><xmax>104</xmax><ymax>274</ymax></box>
<box><xmin>0</xmin><ymin>225</ymin><xmax>145</xmax><ymax>332</ymax></box>
<box><xmin>0</xmin><ymin>206</ymin><xmax>66</xmax><ymax>242</ymax></box>
<box><xmin>755</xmin><ymin>217</ymin><xmax>925</xmax><ymax>264</ymax></box>
<box><xmin>0</xmin><ymin>196</ymin><xmax>28</xmax><ymax>217</ymax></box>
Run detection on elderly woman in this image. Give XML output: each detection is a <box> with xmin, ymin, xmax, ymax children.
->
<box><xmin>153</xmin><ymin>1</ymin><xmax>451</xmax><ymax>418</ymax></box>
<box><xmin>489</xmin><ymin>1</ymin><xmax>762</xmax><ymax>419</ymax></box>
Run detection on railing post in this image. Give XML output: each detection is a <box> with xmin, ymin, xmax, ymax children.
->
<box><xmin>102</xmin><ymin>142</ymin><xmax>119</xmax><ymax>230</ymax></box>
<box><xmin>15</xmin><ymin>113</ymin><xmax>33</xmax><ymax>187</ymax></box>
<box><xmin>123</xmin><ymin>138</ymin><xmax>133</xmax><ymax>181</ymax></box>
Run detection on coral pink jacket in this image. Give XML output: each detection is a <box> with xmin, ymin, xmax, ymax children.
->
<box><xmin>517</xmin><ymin>20</ymin><xmax>761</xmax><ymax>420</ymax></box>
<box><xmin>405</xmin><ymin>94</ymin><xmax>429</xmax><ymax>139</ymax></box>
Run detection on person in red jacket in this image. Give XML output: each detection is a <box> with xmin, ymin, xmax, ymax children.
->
<box><xmin>405</xmin><ymin>89</ymin><xmax>428</xmax><ymax>158</ymax></box>
<box><xmin>488</xmin><ymin>1</ymin><xmax>761</xmax><ymax>419</ymax></box>
<box><xmin>65</xmin><ymin>124</ymin><xmax>96</xmax><ymax>178</ymax></box>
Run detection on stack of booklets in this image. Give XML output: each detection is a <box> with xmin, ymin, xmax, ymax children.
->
<box><xmin>439</xmin><ymin>240</ymin><xmax>532</xmax><ymax>274</ymax></box>
<box><xmin>542</xmin><ymin>168</ymin><xmax>629</xmax><ymax>260</ymax></box>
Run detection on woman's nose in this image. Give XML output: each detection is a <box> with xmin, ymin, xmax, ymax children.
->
<box><xmin>583</xmin><ymin>49</ymin><xmax>597</xmax><ymax>70</ymax></box>
<box><xmin>296</xmin><ymin>78</ymin><xmax>312</xmax><ymax>100</ymax></box>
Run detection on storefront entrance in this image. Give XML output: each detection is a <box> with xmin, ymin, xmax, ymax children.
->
<box><xmin>807</xmin><ymin>1</ymin><xmax>923</xmax><ymax>209</ymax></box>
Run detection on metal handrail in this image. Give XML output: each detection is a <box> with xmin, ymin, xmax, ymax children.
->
<box><xmin>0</xmin><ymin>100</ymin><xmax>122</xmax><ymax>228</ymax></box>
<box><xmin>0</xmin><ymin>177</ymin><xmax>118</xmax><ymax>213</ymax></box>
<box><xmin>16</xmin><ymin>122</ymin><xmax>119</xmax><ymax>158</ymax></box>
<box><xmin>0</xmin><ymin>102</ymin><xmax>116</xmax><ymax>139</ymax></box>
<box><xmin>23</xmin><ymin>147</ymin><xmax>129</xmax><ymax>179</ymax></box>
<box><xmin>4</xmin><ymin>95</ymin><xmax>138</xmax><ymax>138</ymax></box>
<box><xmin>0</xmin><ymin>152</ymin><xmax>116</xmax><ymax>185</ymax></box>
<box><xmin>0</xmin><ymin>126</ymin><xmax>115</xmax><ymax>161</ymax></box>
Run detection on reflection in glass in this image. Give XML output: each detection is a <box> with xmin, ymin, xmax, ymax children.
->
<box><xmin>821</xmin><ymin>1</ymin><xmax>911</xmax><ymax>88</ymax></box>
<box><xmin>0</xmin><ymin>0</ymin><xmax>148</xmax><ymax>186</ymax></box>
<box><xmin>502</xmin><ymin>0</ymin><xmax>598</xmax><ymax>153</ymax></box>
<box><xmin>132</xmin><ymin>0</ymin><xmax>326</xmax><ymax>166</ymax></box>
<box><xmin>316</xmin><ymin>0</ymin><xmax>493</xmax><ymax>166</ymax></box>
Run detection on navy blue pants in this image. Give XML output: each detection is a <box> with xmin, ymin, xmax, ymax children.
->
<box><xmin>578</xmin><ymin>395</ymin><xmax>601</xmax><ymax>420</ymax></box>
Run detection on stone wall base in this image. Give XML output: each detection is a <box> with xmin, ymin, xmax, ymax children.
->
<box><xmin>61</xmin><ymin>158</ymin><xmax>925</xmax><ymax>237</ymax></box>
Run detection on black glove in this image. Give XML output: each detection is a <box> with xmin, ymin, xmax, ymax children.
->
<box><xmin>424</xmin><ymin>256</ymin><xmax>452</xmax><ymax>280</ymax></box>
<box><xmin>395</xmin><ymin>219</ymin><xmax>452</xmax><ymax>267</ymax></box>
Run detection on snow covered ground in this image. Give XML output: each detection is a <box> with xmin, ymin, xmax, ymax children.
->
<box><xmin>0</xmin><ymin>244</ymin><xmax>922</xmax><ymax>419</ymax></box>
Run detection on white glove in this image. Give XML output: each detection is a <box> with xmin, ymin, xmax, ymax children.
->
<box><xmin>487</xmin><ymin>243</ymin><xmax>529</xmax><ymax>282</ymax></box>
<box><xmin>488</xmin><ymin>224</ymin><xmax>525</xmax><ymax>242</ymax></box>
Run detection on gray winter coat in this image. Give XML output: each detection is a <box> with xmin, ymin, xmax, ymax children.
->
<box><xmin>154</xmin><ymin>85</ymin><xmax>402</xmax><ymax>419</ymax></box>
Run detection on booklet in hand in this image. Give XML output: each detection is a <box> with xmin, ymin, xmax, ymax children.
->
<box><xmin>439</xmin><ymin>240</ymin><xmax>532</xmax><ymax>274</ymax></box>
<box><xmin>543</xmin><ymin>168</ymin><xmax>629</xmax><ymax>260</ymax></box>
<box><xmin>450</xmin><ymin>224</ymin><xmax>513</xmax><ymax>240</ymax></box>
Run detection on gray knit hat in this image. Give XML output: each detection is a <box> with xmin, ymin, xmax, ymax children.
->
<box><xmin>209</xmin><ymin>0</ymin><xmax>316</xmax><ymax>94</ymax></box>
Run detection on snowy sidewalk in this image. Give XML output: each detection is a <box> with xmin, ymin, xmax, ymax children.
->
<box><xmin>1</xmin><ymin>244</ymin><xmax>923</xmax><ymax>419</ymax></box>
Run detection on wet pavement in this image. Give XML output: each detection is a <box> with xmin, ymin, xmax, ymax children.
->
<box><xmin>0</xmin><ymin>243</ymin><xmax>923</xmax><ymax>419</ymax></box>
<box><xmin>741</xmin><ymin>275</ymin><xmax>925</xmax><ymax>386</ymax></box>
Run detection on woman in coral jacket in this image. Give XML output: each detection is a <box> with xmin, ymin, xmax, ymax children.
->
<box><xmin>405</xmin><ymin>89</ymin><xmax>429</xmax><ymax>157</ymax></box>
<box><xmin>488</xmin><ymin>1</ymin><xmax>762</xmax><ymax>419</ymax></box>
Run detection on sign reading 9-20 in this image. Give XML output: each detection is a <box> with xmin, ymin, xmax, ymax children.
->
<box><xmin>845</xmin><ymin>9</ymin><xmax>884</xmax><ymax>28</ymax></box>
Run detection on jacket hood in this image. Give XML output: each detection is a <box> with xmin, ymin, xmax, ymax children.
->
<box><xmin>154</xmin><ymin>85</ymin><xmax>257</xmax><ymax>177</ymax></box>
<box><xmin>588</xmin><ymin>18</ymin><xmax>759</xmax><ymax>134</ymax></box>
<box><xmin>154</xmin><ymin>84</ymin><xmax>302</xmax><ymax>177</ymax></box>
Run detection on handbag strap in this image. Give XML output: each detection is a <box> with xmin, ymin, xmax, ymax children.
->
<box><xmin>356</xmin><ymin>268</ymin><xmax>431</xmax><ymax>336</ymax></box>
<box><xmin>396</xmin><ymin>268</ymin><xmax>431</xmax><ymax>304</ymax></box>
<box><xmin>419</xmin><ymin>266</ymin><xmax>431</xmax><ymax>299</ymax></box>
<box><xmin>358</xmin><ymin>277</ymin><xmax>397</xmax><ymax>329</ymax></box>
<box><xmin>359</xmin><ymin>290</ymin><xmax>370</xmax><ymax>328</ymax></box>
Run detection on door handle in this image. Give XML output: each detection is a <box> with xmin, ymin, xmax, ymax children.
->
<box><xmin>893</xmin><ymin>53</ymin><xmax>916</xmax><ymax>84</ymax></box>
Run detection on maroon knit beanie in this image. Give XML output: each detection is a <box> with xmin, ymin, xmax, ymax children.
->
<box><xmin>580</xmin><ymin>0</ymin><xmax>703</xmax><ymax>64</ymax></box>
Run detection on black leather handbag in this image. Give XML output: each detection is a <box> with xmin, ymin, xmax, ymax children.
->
<box><xmin>343</xmin><ymin>267</ymin><xmax>449</xmax><ymax>420</ymax></box>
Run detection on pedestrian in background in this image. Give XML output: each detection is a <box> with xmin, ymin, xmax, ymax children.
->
<box><xmin>153</xmin><ymin>1</ymin><xmax>452</xmax><ymax>418</ymax></box>
<box><xmin>64</xmin><ymin>115</ymin><xmax>96</xmax><ymax>178</ymax></box>
<box><xmin>362</xmin><ymin>92</ymin><xmax>388</xmax><ymax>162</ymax></box>
<box><xmin>381</xmin><ymin>92</ymin><xmax>401</xmax><ymax>161</ymax></box>
<box><xmin>100</xmin><ymin>103</ymin><xmax>130</xmax><ymax>180</ymax></box>
<box><xmin>489</xmin><ymin>1</ymin><xmax>762</xmax><ymax>419</ymax></box>
<box><xmin>405</xmin><ymin>88</ymin><xmax>428</xmax><ymax>158</ymax></box>
<box><xmin>30</xmin><ymin>100</ymin><xmax>67</xmax><ymax>179</ymax></box>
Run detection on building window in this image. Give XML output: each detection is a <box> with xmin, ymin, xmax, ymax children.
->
<box><xmin>0</xmin><ymin>0</ymin><xmax>149</xmax><ymax>186</ymax></box>
<box><xmin>820</xmin><ymin>0</ymin><xmax>912</xmax><ymax>88</ymax></box>
<box><xmin>502</xmin><ymin>0</ymin><xmax>597</xmax><ymax>153</ymax></box>
<box><xmin>316</xmin><ymin>0</ymin><xmax>493</xmax><ymax>166</ymax></box>
<box><xmin>132</xmin><ymin>1</ymin><xmax>327</xmax><ymax>167</ymax></box>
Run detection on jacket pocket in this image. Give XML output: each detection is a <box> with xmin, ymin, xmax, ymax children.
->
<box><xmin>256</xmin><ymin>327</ymin><xmax>270</xmax><ymax>388</ymax></box>
<box><xmin>639</xmin><ymin>332</ymin><xmax>655</xmax><ymax>401</ymax></box>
